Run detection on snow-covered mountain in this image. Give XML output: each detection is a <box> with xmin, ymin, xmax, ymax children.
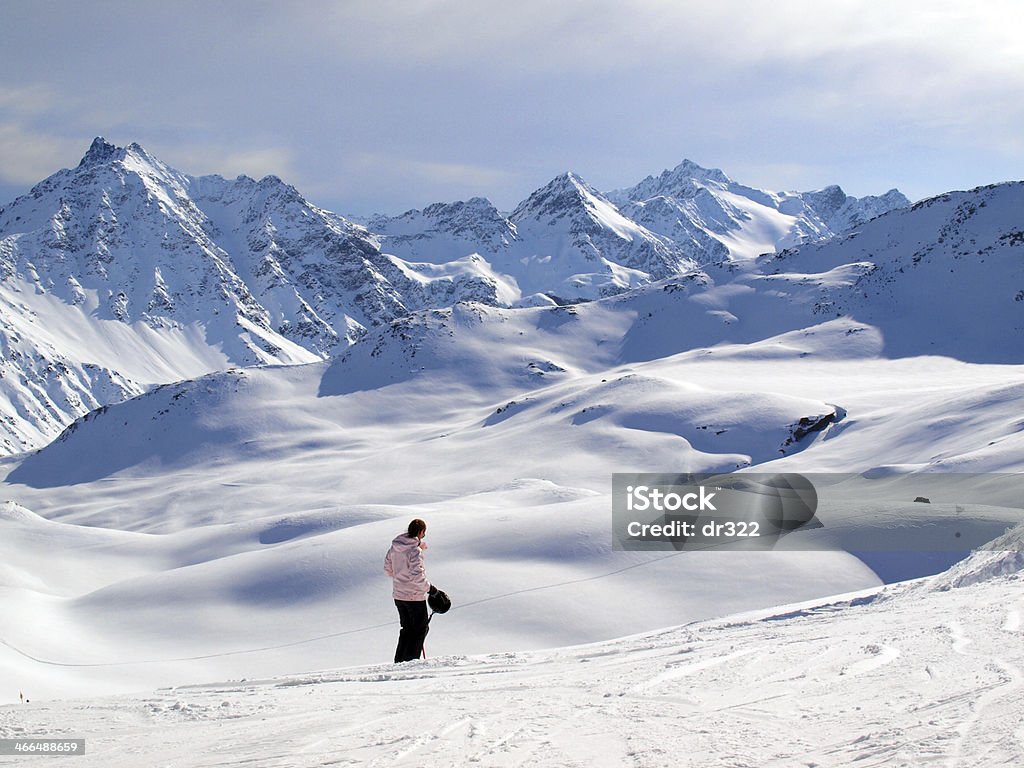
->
<box><xmin>372</xmin><ymin>159</ymin><xmax>910</xmax><ymax>293</ymax></box>
<box><xmin>504</xmin><ymin>172</ymin><xmax>693</xmax><ymax>302</ymax></box>
<box><xmin>372</xmin><ymin>173</ymin><xmax>694</xmax><ymax>305</ymax></box>
<box><xmin>0</xmin><ymin>139</ymin><xmax>502</xmax><ymax>453</ymax></box>
<box><xmin>0</xmin><ymin>141</ymin><xmax>912</xmax><ymax>455</ymax></box>
<box><xmin>608</xmin><ymin>158</ymin><xmax>910</xmax><ymax>261</ymax></box>
<box><xmin>368</xmin><ymin>196</ymin><xmax>517</xmax><ymax>264</ymax></box>
<box><xmin>371</xmin><ymin>163</ymin><xmax>909</xmax><ymax>304</ymax></box>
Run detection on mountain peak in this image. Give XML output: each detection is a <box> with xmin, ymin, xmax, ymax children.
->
<box><xmin>553</xmin><ymin>171</ymin><xmax>588</xmax><ymax>190</ymax></box>
<box><xmin>538</xmin><ymin>170</ymin><xmax>598</xmax><ymax>200</ymax></box>
<box><xmin>608</xmin><ymin>159</ymin><xmax>733</xmax><ymax>206</ymax></box>
<box><xmin>668</xmin><ymin>159</ymin><xmax>731</xmax><ymax>185</ymax></box>
<box><xmin>79</xmin><ymin>136</ymin><xmax>123</xmax><ymax>167</ymax></box>
<box><xmin>77</xmin><ymin>138</ymin><xmax>168</xmax><ymax>175</ymax></box>
<box><xmin>510</xmin><ymin>171</ymin><xmax>602</xmax><ymax>223</ymax></box>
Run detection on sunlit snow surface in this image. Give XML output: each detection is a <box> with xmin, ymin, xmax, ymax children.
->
<box><xmin>1</xmin><ymin>147</ymin><xmax>1023</xmax><ymax>765</ymax></box>
<box><xmin>1</xmin><ymin>306</ymin><xmax>1023</xmax><ymax>709</ymax></box>
<box><xmin>1</xmin><ymin>548</ymin><xmax>1021</xmax><ymax>767</ymax></box>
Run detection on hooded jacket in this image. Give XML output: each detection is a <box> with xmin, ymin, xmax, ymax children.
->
<box><xmin>384</xmin><ymin>533</ymin><xmax>430</xmax><ymax>601</ymax></box>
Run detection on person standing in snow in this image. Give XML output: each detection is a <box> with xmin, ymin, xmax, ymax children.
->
<box><xmin>384</xmin><ymin>518</ymin><xmax>438</xmax><ymax>663</ymax></box>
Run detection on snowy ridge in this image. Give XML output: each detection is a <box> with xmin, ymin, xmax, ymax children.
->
<box><xmin>923</xmin><ymin>523</ymin><xmax>1024</xmax><ymax>590</ymax></box>
<box><xmin>0</xmin><ymin>137</ymin><xmax>505</xmax><ymax>356</ymax></box>
<box><xmin>373</xmin><ymin>172</ymin><xmax>697</xmax><ymax>305</ymax></box>
<box><xmin>369</xmin><ymin>162</ymin><xmax>909</xmax><ymax>306</ymax></box>
<box><xmin>609</xmin><ymin>158</ymin><xmax>909</xmax><ymax>261</ymax></box>
<box><xmin>757</xmin><ymin>181</ymin><xmax>1024</xmax><ymax>363</ymax></box>
<box><xmin>368</xmin><ymin>196</ymin><xmax>517</xmax><ymax>263</ymax></box>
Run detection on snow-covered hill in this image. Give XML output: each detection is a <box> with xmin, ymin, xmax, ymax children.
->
<box><xmin>755</xmin><ymin>182</ymin><xmax>1024</xmax><ymax>363</ymax></box>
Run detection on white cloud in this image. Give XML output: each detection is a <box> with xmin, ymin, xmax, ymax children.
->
<box><xmin>0</xmin><ymin>123</ymin><xmax>84</xmax><ymax>185</ymax></box>
<box><xmin>303</xmin><ymin>0</ymin><xmax>1024</xmax><ymax>79</ymax></box>
<box><xmin>353</xmin><ymin>151</ymin><xmax>518</xmax><ymax>188</ymax></box>
<box><xmin>0</xmin><ymin>85</ymin><xmax>60</xmax><ymax>117</ymax></box>
<box><xmin>156</xmin><ymin>144</ymin><xmax>298</xmax><ymax>183</ymax></box>
<box><xmin>1</xmin><ymin>1</ymin><xmax>1022</xmax><ymax>210</ymax></box>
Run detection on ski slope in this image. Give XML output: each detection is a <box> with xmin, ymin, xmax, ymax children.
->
<box><xmin>1</xmin><ymin>532</ymin><xmax>1021</xmax><ymax>767</ymax></box>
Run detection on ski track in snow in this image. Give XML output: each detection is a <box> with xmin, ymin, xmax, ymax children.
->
<box><xmin>840</xmin><ymin>644</ymin><xmax>901</xmax><ymax>677</ymax></box>
<box><xmin>629</xmin><ymin>647</ymin><xmax>759</xmax><ymax>694</ymax></box>
<box><xmin>945</xmin><ymin>619</ymin><xmax>1024</xmax><ymax>768</ymax></box>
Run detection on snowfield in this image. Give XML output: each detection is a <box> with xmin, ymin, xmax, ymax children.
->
<box><xmin>1</xmin><ymin>536</ymin><xmax>1021</xmax><ymax>767</ymax></box>
<box><xmin>2</xmin><ymin>277</ymin><xmax>1024</xmax><ymax>765</ymax></box>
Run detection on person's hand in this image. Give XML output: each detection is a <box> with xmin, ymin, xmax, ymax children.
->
<box><xmin>428</xmin><ymin>585</ymin><xmax>438</xmax><ymax>596</ymax></box>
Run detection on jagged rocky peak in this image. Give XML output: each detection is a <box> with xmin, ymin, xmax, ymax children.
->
<box><xmin>221</xmin><ymin>171</ymin><xmax>305</xmax><ymax>209</ymax></box>
<box><xmin>799</xmin><ymin>184</ymin><xmax>911</xmax><ymax>233</ymax></box>
<box><xmin>74</xmin><ymin>137</ymin><xmax>173</xmax><ymax>180</ymax></box>
<box><xmin>661</xmin><ymin>158</ymin><xmax>732</xmax><ymax>186</ymax></box>
<box><xmin>510</xmin><ymin>171</ymin><xmax>607</xmax><ymax>221</ymax></box>
<box><xmin>612</xmin><ymin>159</ymin><xmax>733</xmax><ymax>203</ymax></box>
<box><xmin>802</xmin><ymin>184</ymin><xmax>909</xmax><ymax>213</ymax></box>
<box><xmin>414</xmin><ymin>196</ymin><xmax>508</xmax><ymax>232</ymax></box>
<box><xmin>368</xmin><ymin>196</ymin><xmax>516</xmax><ymax>255</ymax></box>
<box><xmin>78</xmin><ymin>136</ymin><xmax>123</xmax><ymax>167</ymax></box>
<box><xmin>421</xmin><ymin>196</ymin><xmax>497</xmax><ymax>217</ymax></box>
<box><xmin>802</xmin><ymin>184</ymin><xmax>849</xmax><ymax>213</ymax></box>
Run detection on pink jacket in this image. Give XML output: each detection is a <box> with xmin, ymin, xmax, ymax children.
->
<box><xmin>384</xmin><ymin>534</ymin><xmax>430</xmax><ymax>601</ymax></box>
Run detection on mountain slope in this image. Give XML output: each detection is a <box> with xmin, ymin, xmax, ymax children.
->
<box><xmin>756</xmin><ymin>181</ymin><xmax>1024</xmax><ymax>362</ymax></box>
<box><xmin>0</xmin><ymin>139</ymin><xmax>503</xmax><ymax>453</ymax></box>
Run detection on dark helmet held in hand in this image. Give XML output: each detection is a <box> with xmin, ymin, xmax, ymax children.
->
<box><xmin>428</xmin><ymin>587</ymin><xmax>451</xmax><ymax>614</ymax></box>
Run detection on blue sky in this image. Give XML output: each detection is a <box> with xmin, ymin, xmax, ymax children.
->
<box><xmin>1</xmin><ymin>0</ymin><xmax>1022</xmax><ymax>216</ymax></box>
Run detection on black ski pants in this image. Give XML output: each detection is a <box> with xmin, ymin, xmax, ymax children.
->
<box><xmin>394</xmin><ymin>599</ymin><xmax>429</xmax><ymax>663</ymax></box>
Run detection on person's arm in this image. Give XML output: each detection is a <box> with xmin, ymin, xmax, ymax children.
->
<box><xmin>384</xmin><ymin>547</ymin><xmax>394</xmax><ymax>577</ymax></box>
<box><xmin>407</xmin><ymin>545</ymin><xmax>430</xmax><ymax>593</ymax></box>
